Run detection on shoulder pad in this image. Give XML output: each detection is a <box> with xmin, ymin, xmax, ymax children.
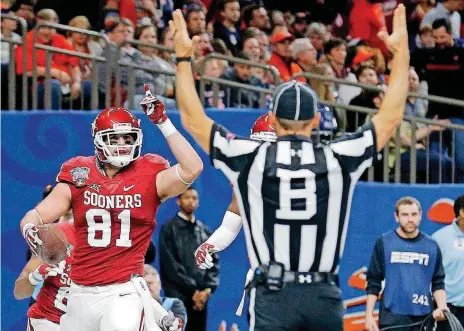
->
<box><xmin>56</xmin><ymin>156</ymin><xmax>94</xmax><ymax>187</ymax></box>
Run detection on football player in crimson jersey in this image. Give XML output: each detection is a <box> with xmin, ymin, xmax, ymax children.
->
<box><xmin>14</xmin><ymin>222</ymin><xmax>75</xmax><ymax>331</ymax></box>
<box><xmin>19</xmin><ymin>86</ymin><xmax>203</xmax><ymax>331</ymax></box>
<box><xmin>194</xmin><ymin>114</ymin><xmax>276</xmax><ymax>270</ymax></box>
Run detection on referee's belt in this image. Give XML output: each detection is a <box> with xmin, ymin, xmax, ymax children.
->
<box><xmin>282</xmin><ymin>271</ymin><xmax>338</xmax><ymax>285</ymax></box>
<box><xmin>250</xmin><ymin>264</ymin><xmax>339</xmax><ymax>286</ymax></box>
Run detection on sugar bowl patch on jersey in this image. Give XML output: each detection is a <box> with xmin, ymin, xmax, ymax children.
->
<box><xmin>70</xmin><ymin>167</ymin><xmax>90</xmax><ymax>187</ymax></box>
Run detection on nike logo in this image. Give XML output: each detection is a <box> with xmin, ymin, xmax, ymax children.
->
<box><xmin>123</xmin><ymin>184</ymin><xmax>135</xmax><ymax>192</ymax></box>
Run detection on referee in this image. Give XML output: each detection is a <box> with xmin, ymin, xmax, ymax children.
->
<box><xmin>171</xmin><ymin>4</ymin><xmax>410</xmax><ymax>331</ymax></box>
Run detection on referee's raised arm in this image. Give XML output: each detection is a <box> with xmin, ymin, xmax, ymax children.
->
<box><xmin>169</xmin><ymin>10</ymin><xmax>214</xmax><ymax>154</ymax></box>
<box><xmin>370</xmin><ymin>4</ymin><xmax>410</xmax><ymax>152</ymax></box>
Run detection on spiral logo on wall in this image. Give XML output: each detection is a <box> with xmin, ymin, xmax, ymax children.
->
<box><xmin>1</xmin><ymin>112</ymin><xmax>95</xmax><ymax>186</ymax></box>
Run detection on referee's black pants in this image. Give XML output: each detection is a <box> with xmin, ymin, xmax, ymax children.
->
<box><xmin>248</xmin><ymin>282</ymin><xmax>344</xmax><ymax>331</ymax></box>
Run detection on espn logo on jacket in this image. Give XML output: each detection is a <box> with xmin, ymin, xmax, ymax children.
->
<box><xmin>390</xmin><ymin>252</ymin><xmax>430</xmax><ymax>266</ymax></box>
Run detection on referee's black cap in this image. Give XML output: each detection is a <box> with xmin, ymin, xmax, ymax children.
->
<box><xmin>271</xmin><ymin>80</ymin><xmax>319</xmax><ymax>121</ymax></box>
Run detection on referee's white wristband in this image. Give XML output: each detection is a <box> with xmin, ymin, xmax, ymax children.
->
<box><xmin>157</xmin><ymin>118</ymin><xmax>177</xmax><ymax>138</ymax></box>
<box><xmin>28</xmin><ymin>271</ymin><xmax>42</xmax><ymax>286</ymax></box>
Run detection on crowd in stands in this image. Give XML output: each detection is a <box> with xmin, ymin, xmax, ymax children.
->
<box><xmin>1</xmin><ymin>0</ymin><xmax>464</xmax><ymax>183</ymax></box>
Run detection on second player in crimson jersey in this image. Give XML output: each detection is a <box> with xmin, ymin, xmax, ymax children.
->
<box><xmin>14</xmin><ymin>222</ymin><xmax>75</xmax><ymax>331</ymax></box>
<box><xmin>19</xmin><ymin>86</ymin><xmax>203</xmax><ymax>331</ymax></box>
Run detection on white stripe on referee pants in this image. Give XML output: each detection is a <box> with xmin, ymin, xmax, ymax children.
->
<box><xmin>248</xmin><ymin>288</ymin><xmax>257</xmax><ymax>331</ymax></box>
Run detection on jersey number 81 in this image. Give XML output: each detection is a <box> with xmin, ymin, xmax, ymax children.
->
<box><xmin>86</xmin><ymin>209</ymin><xmax>132</xmax><ymax>247</ymax></box>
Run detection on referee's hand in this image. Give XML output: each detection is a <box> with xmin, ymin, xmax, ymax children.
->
<box><xmin>365</xmin><ymin>314</ymin><xmax>379</xmax><ymax>331</ymax></box>
<box><xmin>377</xmin><ymin>4</ymin><xmax>408</xmax><ymax>55</ymax></box>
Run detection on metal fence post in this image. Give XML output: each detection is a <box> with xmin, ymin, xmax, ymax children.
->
<box><xmin>91</xmin><ymin>60</ymin><xmax>99</xmax><ymax>110</ymax></box>
<box><xmin>394</xmin><ymin>128</ymin><xmax>402</xmax><ymax>183</ymax></box>
<box><xmin>409</xmin><ymin>119</ymin><xmax>417</xmax><ymax>184</ymax></box>
<box><xmin>44</xmin><ymin>51</ymin><xmax>53</xmax><ymax>109</ymax></box>
<box><xmin>8</xmin><ymin>40</ymin><xmax>16</xmax><ymax>110</ymax></box>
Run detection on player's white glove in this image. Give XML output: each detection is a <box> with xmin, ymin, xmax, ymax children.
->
<box><xmin>160</xmin><ymin>311</ymin><xmax>183</xmax><ymax>331</ymax></box>
<box><xmin>22</xmin><ymin>223</ymin><xmax>43</xmax><ymax>256</ymax></box>
<box><xmin>29</xmin><ymin>260</ymin><xmax>66</xmax><ymax>285</ymax></box>
<box><xmin>194</xmin><ymin>243</ymin><xmax>217</xmax><ymax>269</ymax></box>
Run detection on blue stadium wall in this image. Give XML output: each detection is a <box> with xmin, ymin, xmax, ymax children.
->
<box><xmin>2</xmin><ymin>110</ymin><xmax>463</xmax><ymax>331</ymax></box>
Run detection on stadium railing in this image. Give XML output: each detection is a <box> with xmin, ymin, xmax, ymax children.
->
<box><xmin>197</xmin><ymin>53</ymin><xmax>281</xmax><ymax>108</ymax></box>
<box><xmin>0</xmin><ymin>14</ymin><xmax>28</xmax><ymax>110</ymax></box>
<box><xmin>31</xmin><ymin>22</ymin><xmax>110</xmax><ymax>110</ymax></box>
<box><xmin>291</xmin><ymin>72</ymin><xmax>464</xmax><ymax>184</ymax></box>
<box><xmin>3</xmin><ymin>23</ymin><xmax>464</xmax><ymax>183</ymax></box>
<box><xmin>196</xmin><ymin>72</ymin><xmax>464</xmax><ymax>184</ymax></box>
<box><xmin>114</xmin><ymin>40</ymin><xmax>176</xmax><ymax>109</ymax></box>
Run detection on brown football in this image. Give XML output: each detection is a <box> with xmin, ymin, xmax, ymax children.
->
<box><xmin>36</xmin><ymin>224</ymin><xmax>68</xmax><ymax>265</ymax></box>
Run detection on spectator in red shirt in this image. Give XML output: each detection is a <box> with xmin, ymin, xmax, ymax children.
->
<box><xmin>267</xmin><ymin>31</ymin><xmax>305</xmax><ymax>83</ymax></box>
<box><xmin>15</xmin><ymin>9</ymin><xmax>82</xmax><ymax>109</ymax></box>
<box><xmin>349</xmin><ymin>0</ymin><xmax>389</xmax><ymax>57</ymax></box>
<box><xmin>104</xmin><ymin>0</ymin><xmax>163</xmax><ymax>29</ymax></box>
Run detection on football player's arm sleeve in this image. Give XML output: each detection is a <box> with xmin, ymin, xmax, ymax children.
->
<box><xmin>206</xmin><ymin>208</ymin><xmax>242</xmax><ymax>252</ymax></box>
<box><xmin>432</xmin><ymin>245</ymin><xmax>446</xmax><ymax>292</ymax></box>
<box><xmin>14</xmin><ymin>255</ymin><xmax>42</xmax><ymax>300</ymax></box>
<box><xmin>203</xmin><ymin>226</ymin><xmax>220</xmax><ymax>292</ymax></box>
<box><xmin>171</xmin><ymin>299</ymin><xmax>188</xmax><ymax>330</ymax></box>
<box><xmin>209</xmin><ymin>123</ymin><xmax>261</xmax><ymax>182</ymax></box>
<box><xmin>366</xmin><ymin>237</ymin><xmax>385</xmax><ymax>297</ymax></box>
<box><xmin>159</xmin><ymin>225</ymin><xmax>197</xmax><ymax>292</ymax></box>
<box><xmin>176</xmin><ymin>60</ymin><xmax>214</xmax><ymax>153</ymax></box>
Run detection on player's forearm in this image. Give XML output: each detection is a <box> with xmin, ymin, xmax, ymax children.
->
<box><xmin>20</xmin><ymin>210</ymin><xmax>45</xmax><ymax>234</ymax></box>
<box><xmin>14</xmin><ymin>273</ymin><xmax>35</xmax><ymax>300</ymax></box>
<box><xmin>176</xmin><ymin>62</ymin><xmax>214</xmax><ymax>153</ymax></box>
<box><xmin>433</xmin><ymin>289</ymin><xmax>447</xmax><ymax>309</ymax></box>
<box><xmin>206</xmin><ymin>211</ymin><xmax>242</xmax><ymax>251</ymax></box>
<box><xmin>165</xmin><ymin>132</ymin><xmax>203</xmax><ymax>182</ymax></box>
<box><xmin>365</xmin><ymin>294</ymin><xmax>378</xmax><ymax>316</ymax></box>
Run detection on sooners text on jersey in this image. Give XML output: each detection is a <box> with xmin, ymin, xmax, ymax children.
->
<box><xmin>56</xmin><ymin>154</ymin><xmax>169</xmax><ymax>286</ymax></box>
<box><xmin>27</xmin><ymin>223</ymin><xmax>75</xmax><ymax>324</ymax></box>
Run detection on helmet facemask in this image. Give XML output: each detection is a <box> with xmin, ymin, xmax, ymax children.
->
<box><xmin>93</xmin><ymin>123</ymin><xmax>143</xmax><ymax>168</ymax></box>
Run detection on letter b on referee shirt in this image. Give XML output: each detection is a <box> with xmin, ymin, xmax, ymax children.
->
<box><xmin>276</xmin><ymin>168</ymin><xmax>317</xmax><ymax>220</ymax></box>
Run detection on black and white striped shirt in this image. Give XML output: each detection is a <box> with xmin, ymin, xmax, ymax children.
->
<box><xmin>209</xmin><ymin>122</ymin><xmax>377</xmax><ymax>273</ymax></box>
